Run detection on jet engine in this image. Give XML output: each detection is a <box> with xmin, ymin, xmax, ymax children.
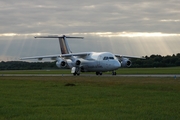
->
<box><xmin>56</xmin><ymin>58</ymin><xmax>67</xmax><ymax>68</ymax></box>
<box><xmin>75</xmin><ymin>59</ymin><xmax>81</xmax><ymax>66</ymax></box>
<box><xmin>121</xmin><ymin>58</ymin><xmax>132</xmax><ymax>67</ymax></box>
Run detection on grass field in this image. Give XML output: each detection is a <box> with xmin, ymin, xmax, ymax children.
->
<box><xmin>0</xmin><ymin>67</ymin><xmax>180</xmax><ymax>74</ymax></box>
<box><xmin>0</xmin><ymin>76</ymin><xmax>180</xmax><ymax>120</ymax></box>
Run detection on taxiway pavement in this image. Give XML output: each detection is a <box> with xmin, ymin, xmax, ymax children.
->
<box><xmin>1</xmin><ymin>74</ymin><xmax>180</xmax><ymax>78</ymax></box>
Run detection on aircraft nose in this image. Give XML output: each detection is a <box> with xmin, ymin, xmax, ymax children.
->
<box><xmin>114</xmin><ymin>61</ymin><xmax>121</xmax><ymax>69</ymax></box>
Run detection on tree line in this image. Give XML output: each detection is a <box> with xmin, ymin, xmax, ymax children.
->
<box><xmin>0</xmin><ymin>53</ymin><xmax>180</xmax><ymax>70</ymax></box>
<box><xmin>0</xmin><ymin>61</ymin><xmax>57</xmax><ymax>70</ymax></box>
<box><xmin>131</xmin><ymin>53</ymin><xmax>180</xmax><ymax>68</ymax></box>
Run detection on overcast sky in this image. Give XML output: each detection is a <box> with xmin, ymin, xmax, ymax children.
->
<box><xmin>0</xmin><ymin>0</ymin><xmax>180</xmax><ymax>61</ymax></box>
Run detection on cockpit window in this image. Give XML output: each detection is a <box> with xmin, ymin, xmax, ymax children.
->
<box><xmin>103</xmin><ymin>56</ymin><xmax>108</xmax><ymax>60</ymax></box>
<box><xmin>109</xmin><ymin>57</ymin><xmax>114</xmax><ymax>59</ymax></box>
<box><xmin>103</xmin><ymin>56</ymin><xmax>114</xmax><ymax>60</ymax></box>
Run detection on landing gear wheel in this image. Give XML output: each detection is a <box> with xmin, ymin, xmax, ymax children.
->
<box><xmin>96</xmin><ymin>72</ymin><xmax>99</xmax><ymax>75</ymax></box>
<box><xmin>73</xmin><ymin>72</ymin><xmax>80</xmax><ymax>76</ymax></box>
<box><xmin>112</xmin><ymin>71</ymin><xmax>116</xmax><ymax>75</ymax></box>
<box><xmin>96</xmin><ymin>72</ymin><xmax>102</xmax><ymax>75</ymax></box>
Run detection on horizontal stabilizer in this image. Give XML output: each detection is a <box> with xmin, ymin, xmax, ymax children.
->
<box><xmin>34</xmin><ymin>35</ymin><xmax>83</xmax><ymax>39</ymax></box>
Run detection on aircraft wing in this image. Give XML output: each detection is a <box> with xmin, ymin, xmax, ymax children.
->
<box><xmin>20</xmin><ymin>54</ymin><xmax>60</xmax><ymax>60</ymax></box>
<box><xmin>20</xmin><ymin>52</ymin><xmax>91</xmax><ymax>60</ymax></box>
<box><xmin>115</xmin><ymin>54</ymin><xmax>145</xmax><ymax>60</ymax></box>
<box><xmin>61</xmin><ymin>52</ymin><xmax>91</xmax><ymax>58</ymax></box>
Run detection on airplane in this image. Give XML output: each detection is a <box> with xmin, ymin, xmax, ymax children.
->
<box><xmin>21</xmin><ymin>35</ymin><xmax>144</xmax><ymax>76</ymax></box>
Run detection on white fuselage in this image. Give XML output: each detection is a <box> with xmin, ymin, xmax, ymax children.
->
<box><xmin>64</xmin><ymin>52</ymin><xmax>121</xmax><ymax>72</ymax></box>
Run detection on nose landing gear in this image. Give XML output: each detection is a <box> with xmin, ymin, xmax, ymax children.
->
<box><xmin>71</xmin><ymin>67</ymin><xmax>80</xmax><ymax>76</ymax></box>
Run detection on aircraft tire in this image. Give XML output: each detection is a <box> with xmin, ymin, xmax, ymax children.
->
<box><xmin>112</xmin><ymin>71</ymin><xmax>116</xmax><ymax>75</ymax></box>
<box><xmin>96</xmin><ymin>72</ymin><xmax>102</xmax><ymax>75</ymax></box>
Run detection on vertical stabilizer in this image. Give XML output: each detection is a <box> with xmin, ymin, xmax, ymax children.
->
<box><xmin>59</xmin><ymin>35</ymin><xmax>72</xmax><ymax>54</ymax></box>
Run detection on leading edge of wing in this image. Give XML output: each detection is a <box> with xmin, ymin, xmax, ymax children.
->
<box><xmin>115</xmin><ymin>54</ymin><xmax>145</xmax><ymax>59</ymax></box>
<box><xmin>20</xmin><ymin>52</ymin><xmax>91</xmax><ymax>60</ymax></box>
<box><xmin>61</xmin><ymin>52</ymin><xmax>91</xmax><ymax>57</ymax></box>
<box><xmin>20</xmin><ymin>54</ymin><xmax>60</xmax><ymax>60</ymax></box>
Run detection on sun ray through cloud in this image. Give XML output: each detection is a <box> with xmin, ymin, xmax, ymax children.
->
<box><xmin>0</xmin><ymin>0</ymin><xmax>180</xmax><ymax>61</ymax></box>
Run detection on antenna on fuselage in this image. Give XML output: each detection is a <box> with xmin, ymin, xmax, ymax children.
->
<box><xmin>34</xmin><ymin>35</ymin><xmax>83</xmax><ymax>54</ymax></box>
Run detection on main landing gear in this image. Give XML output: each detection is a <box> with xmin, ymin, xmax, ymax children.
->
<box><xmin>96</xmin><ymin>71</ymin><xmax>117</xmax><ymax>75</ymax></box>
<box><xmin>112</xmin><ymin>71</ymin><xmax>116</xmax><ymax>75</ymax></box>
<box><xmin>96</xmin><ymin>72</ymin><xmax>102</xmax><ymax>75</ymax></box>
<box><xmin>73</xmin><ymin>71</ymin><xmax>80</xmax><ymax>76</ymax></box>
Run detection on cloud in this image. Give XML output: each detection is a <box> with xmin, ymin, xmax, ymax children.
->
<box><xmin>1</xmin><ymin>0</ymin><xmax>180</xmax><ymax>34</ymax></box>
<box><xmin>0</xmin><ymin>0</ymin><xmax>180</xmax><ymax>61</ymax></box>
<box><xmin>72</xmin><ymin>32</ymin><xmax>180</xmax><ymax>37</ymax></box>
<box><xmin>160</xmin><ymin>19</ymin><xmax>180</xmax><ymax>22</ymax></box>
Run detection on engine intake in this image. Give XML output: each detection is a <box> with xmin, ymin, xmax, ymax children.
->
<box><xmin>75</xmin><ymin>60</ymin><xmax>81</xmax><ymax>66</ymax></box>
<box><xmin>56</xmin><ymin>58</ymin><xmax>67</xmax><ymax>68</ymax></box>
<box><xmin>121</xmin><ymin>58</ymin><xmax>132</xmax><ymax>67</ymax></box>
<box><xmin>60</xmin><ymin>61</ymin><xmax>66</xmax><ymax>67</ymax></box>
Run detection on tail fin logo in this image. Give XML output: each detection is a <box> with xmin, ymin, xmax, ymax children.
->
<box><xmin>59</xmin><ymin>37</ymin><xmax>72</xmax><ymax>54</ymax></box>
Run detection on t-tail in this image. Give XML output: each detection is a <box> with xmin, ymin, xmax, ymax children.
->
<box><xmin>34</xmin><ymin>35</ymin><xmax>83</xmax><ymax>54</ymax></box>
